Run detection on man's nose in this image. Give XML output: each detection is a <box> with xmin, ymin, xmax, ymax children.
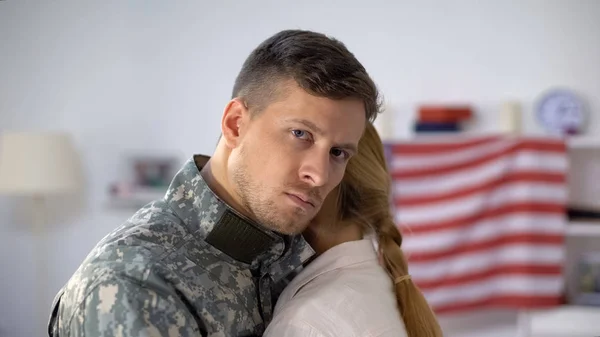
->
<box><xmin>299</xmin><ymin>151</ymin><xmax>330</xmax><ymax>187</ymax></box>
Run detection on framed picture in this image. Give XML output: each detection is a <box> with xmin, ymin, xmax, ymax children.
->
<box><xmin>130</xmin><ymin>156</ymin><xmax>179</xmax><ymax>188</ymax></box>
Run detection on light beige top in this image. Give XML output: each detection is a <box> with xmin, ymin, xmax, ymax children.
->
<box><xmin>264</xmin><ymin>238</ymin><xmax>408</xmax><ymax>337</ymax></box>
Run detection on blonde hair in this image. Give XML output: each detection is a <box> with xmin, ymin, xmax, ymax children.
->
<box><xmin>337</xmin><ymin>123</ymin><xmax>443</xmax><ymax>337</ymax></box>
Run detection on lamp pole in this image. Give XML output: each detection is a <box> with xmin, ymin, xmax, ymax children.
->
<box><xmin>32</xmin><ymin>194</ymin><xmax>49</xmax><ymax>337</ymax></box>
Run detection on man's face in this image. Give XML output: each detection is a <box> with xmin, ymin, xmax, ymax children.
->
<box><xmin>227</xmin><ymin>84</ymin><xmax>366</xmax><ymax>235</ymax></box>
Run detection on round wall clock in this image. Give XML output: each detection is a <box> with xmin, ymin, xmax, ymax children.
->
<box><xmin>536</xmin><ymin>89</ymin><xmax>587</xmax><ymax>136</ymax></box>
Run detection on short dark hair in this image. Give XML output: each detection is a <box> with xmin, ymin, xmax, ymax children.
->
<box><xmin>232</xmin><ymin>29</ymin><xmax>382</xmax><ymax>122</ymax></box>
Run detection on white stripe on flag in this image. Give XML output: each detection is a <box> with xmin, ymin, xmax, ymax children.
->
<box><xmin>392</xmin><ymin>151</ymin><xmax>567</xmax><ymax>197</ymax></box>
<box><xmin>424</xmin><ymin>274</ymin><xmax>564</xmax><ymax>308</ymax></box>
<box><xmin>396</xmin><ymin>182</ymin><xmax>566</xmax><ymax>225</ymax></box>
<box><xmin>391</xmin><ymin>138</ymin><xmax>514</xmax><ymax>170</ymax></box>
<box><xmin>408</xmin><ymin>244</ymin><xmax>564</xmax><ymax>282</ymax></box>
<box><xmin>401</xmin><ymin>213</ymin><xmax>566</xmax><ymax>253</ymax></box>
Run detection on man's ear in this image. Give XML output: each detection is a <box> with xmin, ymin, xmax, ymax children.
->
<box><xmin>221</xmin><ymin>98</ymin><xmax>250</xmax><ymax>149</ymax></box>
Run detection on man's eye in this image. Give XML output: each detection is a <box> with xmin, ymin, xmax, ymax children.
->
<box><xmin>292</xmin><ymin>130</ymin><xmax>309</xmax><ymax>140</ymax></box>
<box><xmin>330</xmin><ymin>148</ymin><xmax>348</xmax><ymax>160</ymax></box>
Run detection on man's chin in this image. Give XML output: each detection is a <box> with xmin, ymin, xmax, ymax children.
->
<box><xmin>274</xmin><ymin>225</ymin><xmax>306</xmax><ymax>236</ymax></box>
<box><xmin>272</xmin><ymin>220</ymin><xmax>310</xmax><ymax>236</ymax></box>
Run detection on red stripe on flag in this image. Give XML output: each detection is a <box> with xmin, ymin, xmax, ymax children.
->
<box><xmin>390</xmin><ymin>136</ymin><xmax>501</xmax><ymax>155</ymax></box>
<box><xmin>398</xmin><ymin>202</ymin><xmax>565</xmax><ymax>234</ymax></box>
<box><xmin>396</xmin><ymin>171</ymin><xmax>566</xmax><ymax>206</ymax></box>
<box><xmin>406</xmin><ymin>234</ymin><xmax>564</xmax><ymax>262</ymax></box>
<box><xmin>415</xmin><ymin>264</ymin><xmax>563</xmax><ymax>290</ymax></box>
<box><xmin>391</xmin><ymin>141</ymin><xmax>566</xmax><ymax>179</ymax></box>
<box><xmin>434</xmin><ymin>295</ymin><xmax>563</xmax><ymax>315</ymax></box>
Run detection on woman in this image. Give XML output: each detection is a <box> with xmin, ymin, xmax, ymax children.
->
<box><xmin>264</xmin><ymin>123</ymin><xmax>443</xmax><ymax>337</ymax></box>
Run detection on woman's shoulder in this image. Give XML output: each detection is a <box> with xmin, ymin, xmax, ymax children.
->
<box><xmin>279</xmin><ymin>267</ymin><xmax>407</xmax><ymax>336</ymax></box>
<box><xmin>270</xmin><ymin>284</ymin><xmax>407</xmax><ymax>337</ymax></box>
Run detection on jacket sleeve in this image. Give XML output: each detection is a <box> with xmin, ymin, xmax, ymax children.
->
<box><xmin>64</xmin><ymin>277</ymin><xmax>203</xmax><ymax>337</ymax></box>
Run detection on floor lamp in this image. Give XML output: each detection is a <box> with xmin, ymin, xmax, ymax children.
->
<box><xmin>0</xmin><ymin>131</ymin><xmax>83</xmax><ymax>337</ymax></box>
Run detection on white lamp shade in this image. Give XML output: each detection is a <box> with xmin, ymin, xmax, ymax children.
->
<box><xmin>0</xmin><ymin>131</ymin><xmax>84</xmax><ymax>195</ymax></box>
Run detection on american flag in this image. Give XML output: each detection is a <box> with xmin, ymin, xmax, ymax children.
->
<box><xmin>385</xmin><ymin>135</ymin><xmax>568</xmax><ymax>314</ymax></box>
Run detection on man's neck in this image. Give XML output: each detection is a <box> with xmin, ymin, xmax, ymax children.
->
<box><xmin>199</xmin><ymin>151</ymin><xmax>253</xmax><ymax>222</ymax></box>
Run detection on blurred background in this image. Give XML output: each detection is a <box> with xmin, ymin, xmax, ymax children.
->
<box><xmin>1</xmin><ymin>1</ymin><xmax>599</xmax><ymax>336</ymax></box>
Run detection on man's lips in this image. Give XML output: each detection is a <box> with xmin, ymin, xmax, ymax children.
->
<box><xmin>286</xmin><ymin>193</ymin><xmax>316</xmax><ymax>208</ymax></box>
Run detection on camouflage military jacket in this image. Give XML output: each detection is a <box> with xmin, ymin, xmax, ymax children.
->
<box><xmin>48</xmin><ymin>155</ymin><xmax>315</xmax><ymax>337</ymax></box>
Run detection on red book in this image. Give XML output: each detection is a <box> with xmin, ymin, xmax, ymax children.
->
<box><xmin>418</xmin><ymin>105</ymin><xmax>473</xmax><ymax>123</ymax></box>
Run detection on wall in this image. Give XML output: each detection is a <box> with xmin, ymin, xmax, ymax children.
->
<box><xmin>1</xmin><ymin>1</ymin><xmax>599</xmax><ymax>336</ymax></box>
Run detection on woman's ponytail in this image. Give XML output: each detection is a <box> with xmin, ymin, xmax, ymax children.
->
<box><xmin>377</xmin><ymin>217</ymin><xmax>443</xmax><ymax>337</ymax></box>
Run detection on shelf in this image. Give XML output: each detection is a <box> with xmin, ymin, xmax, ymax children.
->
<box><xmin>567</xmin><ymin>221</ymin><xmax>600</xmax><ymax>237</ymax></box>
<box><xmin>567</xmin><ymin>136</ymin><xmax>600</xmax><ymax>149</ymax></box>
<box><xmin>523</xmin><ymin>305</ymin><xmax>600</xmax><ymax>336</ymax></box>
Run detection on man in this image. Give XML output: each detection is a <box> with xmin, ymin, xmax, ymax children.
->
<box><xmin>48</xmin><ymin>29</ymin><xmax>381</xmax><ymax>337</ymax></box>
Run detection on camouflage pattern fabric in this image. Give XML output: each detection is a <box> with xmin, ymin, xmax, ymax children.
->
<box><xmin>48</xmin><ymin>155</ymin><xmax>315</xmax><ymax>337</ymax></box>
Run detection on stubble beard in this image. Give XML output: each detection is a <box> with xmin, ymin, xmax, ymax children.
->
<box><xmin>231</xmin><ymin>153</ymin><xmax>310</xmax><ymax>235</ymax></box>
